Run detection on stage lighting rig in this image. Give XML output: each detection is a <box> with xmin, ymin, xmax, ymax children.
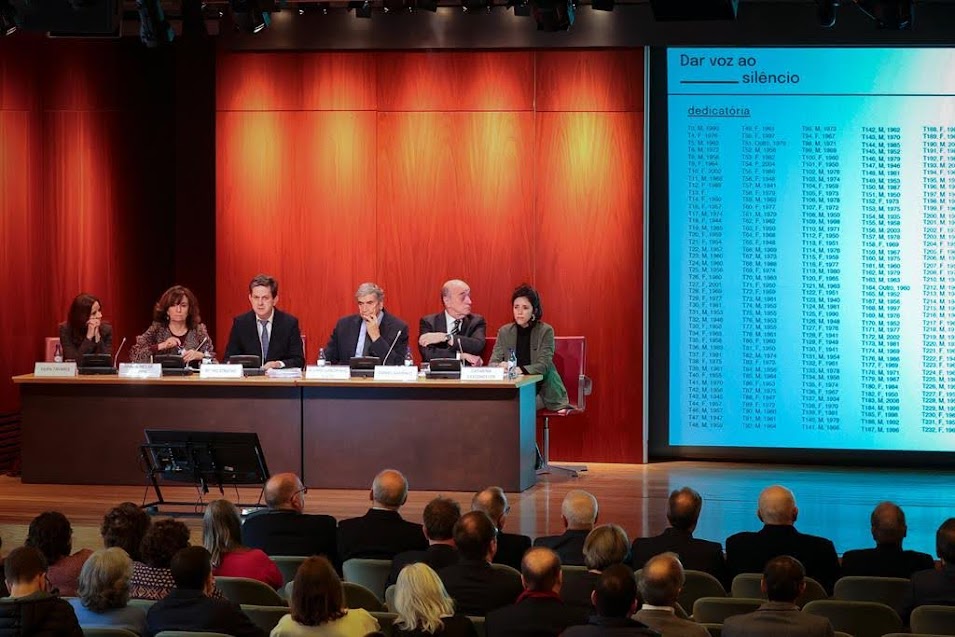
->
<box><xmin>531</xmin><ymin>0</ymin><xmax>574</xmax><ymax>30</ymax></box>
<box><xmin>853</xmin><ymin>0</ymin><xmax>912</xmax><ymax>29</ymax></box>
<box><xmin>137</xmin><ymin>0</ymin><xmax>174</xmax><ymax>46</ymax></box>
<box><xmin>816</xmin><ymin>0</ymin><xmax>837</xmax><ymax>27</ymax></box>
<box><xmin>230</xmin><ymin>0</ymin><xmax>271</xmax><ymax>31</ymax></box>
<box><xmin>0</xmin><ymin>0</ymin><xmax>16</xmax><ymax>35</ymax></box>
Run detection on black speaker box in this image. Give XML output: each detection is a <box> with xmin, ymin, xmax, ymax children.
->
<box><xmin>650</xmin><ymin>0</ymin><xmax>739</xmax><ymax>21</ymax></box>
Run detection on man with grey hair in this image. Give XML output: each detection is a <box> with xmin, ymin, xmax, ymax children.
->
<box><xmin>337</xmin><ymin>469</ymin><xmax>427</xmax><ymax>561</ymax></box>
<box><xmin>418</xmin><ymin>279</ymin><xmax>486</xmax><ymax>364</ymax></box>
<box><xmin>634</xmin><ymin>553</ymin><xmax>709</xmax><ymax>637</ymax></box>
<box><xmin>533</xmin><ymin>490</ymin><xmax>599</xmax><ymax>566</ymax></box>
<box><xmin>224</xmin><ymin>274</ymin><xmax>304</xmax><ymax>369</ymax></box>
<box><xmin>841</xmin><ymin>501</ymin><xmax>934</xmax><ymax>578</ymax></box>
<box><xmin>325</xmin><ymin>282</ymin><xmax>409</xmax><ymax>366</ymax></box>
<box><xmin>725</xmin><ymin>485</ymin><xmax>840</xmax><ymax>593</ymax></box>
<box><xmin>473</xmin><ymin>487</ymin><xmax>531</xmax><ymax>571</ymax></box>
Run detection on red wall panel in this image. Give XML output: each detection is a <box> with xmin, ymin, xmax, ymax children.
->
<box><xmin>536</xmin><ymin>49</ymin><xmax>644</xmax><ymax>113</ymax></box>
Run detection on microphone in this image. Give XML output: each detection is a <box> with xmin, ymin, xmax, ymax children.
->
<box><xmin>113</xmin><ymin>337</ymin><xmax>127</xmax><ymax>369</ymax></box>
<box><xmin>194</xmin><ymin>337</ymin><xmax>208</xmax><ymax>353</ymax></box>
<box><xmin>383</xmin><ymin>330</ymin><xmax>402</xmax><ymax>366</ymax></box>
<box><xmin>457</xmin><ymin>338</ymin><xmax>466</xmax><ymax>366</ymax></box>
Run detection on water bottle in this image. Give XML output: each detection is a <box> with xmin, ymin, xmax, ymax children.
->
<box><xmin>404</xmin><ymin>346</ymin><xmax>414</xmax><ymax>367</ymax></box>
<box><xmin>317</xmin><ymin>348</ymin><xmax>327</xmax><ymax>367</ymax></box>
<box><xmin>202</xmin><ymin>350</ymin><xmax>212</xmax><ymax>366</ymax></box>
<box><xmin>53</xmin><ymin>343</ymin><xmax>63</xmax><ymax>363</ymax></box>
<box><xmin>507</xmin><ymin>348</ymin><xmax>518</xmax><ymax>380</ymax></box>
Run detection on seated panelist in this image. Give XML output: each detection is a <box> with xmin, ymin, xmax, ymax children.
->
<box><xmin>59</xmin><ymin>293</ymin><xmax>112</xmax><ymax>361</ymax></box>
<box><xmin>418</xmin><ymin>278</ymin><xmax>486</xmax><ymax>366</ymax></box>
<box><xmin>223</xmin><ymin>274</ymin><xmax>304</xmax><ymax>369</ymax></box>
<box><xmin>129</xmin><ymin>285</ymin><xmax>214</xmax><ymax>364</ymax></box>
<box><xmin>325</xmin><ymin>282</ymin><xmax>408</xmax><ymax>366</ymax></box>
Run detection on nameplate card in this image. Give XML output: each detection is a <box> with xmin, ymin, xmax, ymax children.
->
<box><xmin>118</xmin><ymin>363</ymin><xmax>162</xmax><ymax>379</ymax></box>
<box><xmin>305</xmin><ymin>365</ymin><xmax>351</xmax><ymax>380</ymax></box>
<box><xmin>199</xmin><ymin>364</ymin><xmax>244</xmax><ymax>379</ymax></box>
<box><xmin>374</xmin><ymin>366</ymin><xmax>419</xmax><ymax>382</ymax></box>
<box><xmin>34</xmin><ymin>362</ymin><xmax>77</xmax><ymax>377</ymax></box>
<box><xmin>461</xmin><ymin>367</ymin><xmax>506</xmax><ymax>381</ymax></box>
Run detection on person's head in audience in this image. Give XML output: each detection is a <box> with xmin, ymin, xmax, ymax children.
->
<box><xmin>66</xmin><ymin>293</ymin><xmax>103</xmax><ymax>342</ymax></box>
<box><xmin>290</xmin><ymin>556</ymin><xmax>347</xmax><ymax>626</ymax></box>
<box><xmin>3</xmin><ymin>546</ymin><xmax>48</xmax><ymax>598</ymax></box>
<box><xmin>472</xmin><ymin>487</ymin><xmax>511</xmax><ymax>532</ymax></box>
<box><xmin>170</xmin><ymin>546</ymin><xmax>215</xmax><ymax>596</ymax></box>
<box><xmin>140</xmin><ymin>518</ymin><xmax>191</xmax><ymax>569</ymax></box>
<box><xmin>638</xmin><ymin>552</ymin><xmax>684</xmax><ymax>608</ymax></box>
<box><xmin>761</xmin><ymin>555</ymin><xmax>806</xmax><ymax>603</ymax></box>
<box><xmin>583</xmin><ymin>524</ymin><xmax>630</xmax><ymax>572</ymax></box>
<box><xmin>153</xmin><ymin>285</ymin><xmax>202</xmax><ymax>330</ymax></box>
<box><xmin>203</xmin><ymin>499</ymin><xmax>244</xmax><ymax>569</ymax></box>
<box><xmin>453</xmin><ymin>511</ymin><xmax>497</xmax><ymax>562</ymax></box>
<box><xmin>869</xmin><ymin>501</ymin><xmax>908</xmax><ymax>548</ymax></box>
<box><xmin>370</xmin><ymin>469</ymin><xmax>409</xmax><ymax>511</ymax></box>
<box><xmin>592</xmin><ymin>564</ymin><xmax>639</xmax><ymax>618</ymax></box>
<box><xmin>757</xmin><ymin>485</ymin><xmax>798</xmax><ymax>526</ymax></box>
<box><xmin>25</xmin><ymin>511</ymin><xmax>73</xmax><ymax>565</ymax></box>
<box><xmin>101</xmin><ymin>502</ymin><xmax>151</xmax><ymax>563</ymax></box>
<box><xmin>394</xmin><ymin>562</ymin><xmax>456</xmax><ymax>634</ymax></box>
<box><xmin>77</xmin><ymin>547</ymin><xmax>133</xmax><ymax>612</ymax></box>
<box><xmin>667</xmin><ymin>487</ymin><xmax>703</xmax><ymax>533</ymax></box>
<box><xmin>936</xmin><ymin>518</ymin><xmax>955</xmax><ymax>565</ymax></box>
<box><xmin>249</xmin><ymin>274</ymin><xmax>280</xmax><ymax>321</ymax></box>
<box><xmin>442</xmin><ymin>280</ymin><xmax>473</xmax><ymax>319</ymax></box>
<box><xmin>562</xmin><ymin>490</ymin><xmax>599</xmax><ymax>531</ymax></box>
<box><xmin>521</xmin><ymin>547</ymin><xmax>563</xmax><ymax>594</ymax></box>
<box><xmin>423</xmin><ymin>497</ymin><xmax>461</xmax><ymax>545</ymax></box>
<box><xmin>265</xmin><ymin>473</ymin><xmax>307</xmax><ymax>513</ymax></box>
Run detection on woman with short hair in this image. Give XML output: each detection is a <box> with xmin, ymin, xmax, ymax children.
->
<box><xmin>393</xmin><ymin>563</ymin><xmax>476</xmax><ymax>637</ymax></box>
<box><xmin>203</xmin><ymin>499</ymin><xmax>283</xmax><ymax>588</ymax></box>
<box><xmin>25</xmin><ymin>511</ymin><xmax>92</xmax><ymax>597</ymax></box>
<box><xmin>129</xmin><ymin>285</ymin><xmax>214</xmax><ymax>364</ymax></box>
<box><xmin>127</xmin><ymin>518</ymin><xmax>224</xmax><ymax>601</ymax></box>
<box><xmin>561</xmin><ymin>524</ymin><xmax>631</xmax><ymax>609</ymax></box>
<box><xmin>69</xmin><ymin>547</ymin><xmax>147</xmax><ymax>635</ymax></box>
<box><xmin>101</xmin><ymin>502</ymin><xmax>151</xmax><ymax>562</ymax></box>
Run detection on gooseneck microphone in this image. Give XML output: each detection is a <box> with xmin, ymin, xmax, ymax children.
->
<box><xmin>113</xmin><ymin>337</ymin><xmax>127</xmax><ymax>369</ymax></box>
<box><xmin>383</xmin><ymin>330</ymin><xmax>403</xmax><ymax>366</ymax></box>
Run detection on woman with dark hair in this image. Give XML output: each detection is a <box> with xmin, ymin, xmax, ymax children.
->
<box><xmin>101</xmin><ymin>502</ymin><xmax>151</xmax><ymax>563</ymax></box>
<box><xmin>127</xmin><ymin>518</ymin><xmax>224</xmax><ymax>601</ymax></box>
<box><xmin>25</xmin><ymin>511</ymin><xmax>93</xmax><ymax>597</ymax></box>
<box><xmin>69</xmin><ymin>547</ymin><xmax>147</xmax><ymax>635</ymax></box>
<box><xmin>489</xmin><ymin>284</ymin><xmax>570</xmax><ymax>412</ymax></box>
<box><xmin>271</xmin><ymin>556</ymin><xmax>379</xmax><ymax>637</ymax></box>
<box><xmin>203</xmin><ymin>499</ymin><xmax>282</xmax><ymax>588</ymax></box>
<box><xmin>59</xmin><ymin>293</ymin><xmax>112</xmax><ymax>361</ymax></box>
<box><xmin>129</xmin><ymin>285</ymin><xmax>214</xmax><ymax>364</ymax></box>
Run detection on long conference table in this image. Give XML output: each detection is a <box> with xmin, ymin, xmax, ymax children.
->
<box><xmin>12</xmin><ymin>373</ymin><xmax>541</xmax><ymax>492</ymax></box>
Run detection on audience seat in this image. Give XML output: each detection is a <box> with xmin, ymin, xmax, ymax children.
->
<box><xmin>699</xmin><ymin>625</ymin><xmax>720</xmax><ymax>637</ymax></box>
<box><xmin>468</xmin><ymin>615</ymin><xmax>486</xmax><ymax>637</ymax></box>
<box><xmin>678</xmin><ymin>570</ymin><xmax>727</xmax><ymax>613</ymax></box>
<box><xmin>127</xmin><ymin>599</ymin><xmax>155</xmax><ymax>611</ymax></box>
<box><xmin>884</xmin><ymin>634</ymin><xmax>952</xmax><ymax>637</ymax></box>
<box><xmin>561</xmin><ymin>565</ymin><xmax>590</xmax><ymax>590</ymax></box>
<box><xmin>731</xmin><ymin>572</ymin><xmax>828</xmax><ymax>606</ymax></box>
<box><xmin>155</xmin><ymin>633</ymin><xmax>233</xmax><ymax>637</ymax></box>
<box><xmin>44</xmin><ymin>337</ymin><xmax>59</xmax><ymax>362</ymax></box>
<box><xmin>241</xmin><ymin>604</ymin><xmax>288</xmax><ymax>633</ymax></box>
<box><xmin>81</xmin><ymin>630</ymin><xmax>139</xmax><ymax>637</ymax></box>
<box><xmin>384</xmin><ymin>584</ymin><xmax>396</xmax><ymax>611</ymax></box>
<box><xmin>490</xmin><ymin>562</ymin><xmax>522</xmax><ymax>579</ymax></box>
<box><xmin>270</xmin><ymin>555</ymin><xmax>307</xmax><ymax>586</ymax></box>
<box><xmin>911</xmin><ymin>605</ymin><xmax>955</xmax><ymax>636</ymax></box>
<box><xmin>370</xmin><ymin>611</ymin><xmax>398</xmax><ymax>637</ymax></box>
<box><xmin>833</xmin><ymin>575</ymin><xmax>910</xmax><ymax>608</ymax></box>
<box><xmin>802</xmin><ymin>599</ymin><xmax>903</xmax><ymax>637</ymax></box>
<box><xmin>692</xmin><ymin>597</ymin><xmax>763</xmax><ymax>623</ymax></box>
<box><xmin>344</xmin><ymin>582</ymin><xmax>387</xmax><ymax>612</ymax></box>
<box><xmin>343</xmin><ymin>558</ymin><xmax>392</xmax><ymax>601</ymax></box>
<box><xmin>214</xmin><ymin>576</ymin><xmax>287</xmax><ymax>607</ymax></box>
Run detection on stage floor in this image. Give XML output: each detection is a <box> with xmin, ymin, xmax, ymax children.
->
<box><xmin>1</xmin><ymin>461</ymin><xmax>953</xmax><ymax>558</ymax></box>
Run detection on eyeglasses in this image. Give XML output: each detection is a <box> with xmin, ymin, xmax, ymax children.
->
<box><xmin>295</xmin><ymin>486</ymin><xmax>308</xmax><ymax>497</ymax></box>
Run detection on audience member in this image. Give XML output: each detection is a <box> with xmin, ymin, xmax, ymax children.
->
<box><xmin>393</xmin><ymin>563</ymin><xmax>477</xmax><ymax>637</ymax></box>
<box><xmin>722</xmin><ymin>556</ymin><xmax>834</xmax><ymax>637</ymax></box>
<box><xmin>634</xmin><ymin>553</ymin><xmax>709</xmax><ymax>637</ymax></box>
<box><xmin>203</xmin><ymin>499</ymin><xmax>283</xmax><ymax>588</ymax></box>
<box><xmin>129</xmin><ymin>518</ymin><xmax>223</xmax><ymax>601</ymax></box>
<box><xmin>0</xmin><ymin>534</ymin><xmax>7</xmax><ymax>598</ymax></box>
<box><xmin>725</xmin><ymin>485</ymin><xmax>840</xmax><ymax>593</ymax></box>
<box><xmin>271</xmin><ymin>555</ymin><xmax>380</xmax><ymax>637</ymax></box>
<box><xmin>485</xmin><ymin>547</ymin><xmax>588</xmax><ymax>637</ymax></box>
<box><xmin>0</xmin><ymin>545</ymin><xmax>83</xmax><ymax>637</ymax></box>
<box><xmin>472</xmin><ymin>487</ymin><xmax>531</xmax><ymax>572</ymax></box>
<box><xmin>900</xmin><ymin>517</ymin><xmax>955</xmax><ymax>623</ymax></box>
<box><xmin>243</xmin><ymin>473</ymin><xmax>339</xmax><ymax>569</ymax></box>
<box><xmin>388</xmin><ymin>497</ymin><xmax>462</xmax><ymax>588</ymax></box>
<box><xmin>562</xmin><ymin>524</ymin><xmax>630</xmax><ymax>610</ymax></box>
<box><xmin>533</xmin><ymin>490</ymin><xmax>598</xmax><ymax>566</ymax></box>
<box><xmin>841</xmin><ymin>501</ymin><xmax>935</xmax><ymax>578</ymax></box>
<box><xmin>632</xmin><ymin>487</ymin><xmax>728</xmax><ymax>587</ymax></box>
<box><xmin>68</xmin><ymin>547</ymin><xmax>147</xmax><ymax>635</ymax></box>
<box><xmin>438</xmin><ymin>511</ymin><xmax>523</xmax><ymax>616</ymax></box>
<box><xmin>561</xmin><ymin>564</ymin><xmax>658</xmax><ymax>637</ymax></box>
<box><xmin>25</xmin><ymin>511</ymin><xmax>92</xmax><ymax>597</ymax></box>
<box><xmin>145</xmin><ymin>546</ymin><xmax>265</xmax><ymax>637</ymax></box>
<box><xmin>101</xmin><ymin>502</ymin><xmax>152</xmax><ymax>563</ymax></box>
<box><xmin>338</xmin><ymin>469</ymin><xmax>428</xmax><ymax>561</ymax></box>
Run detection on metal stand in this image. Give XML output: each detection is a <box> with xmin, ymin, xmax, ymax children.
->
<box><xmin>536</xmin><ymin>415</ymin><xmax>587</xmax><ymax>478</ymax></box>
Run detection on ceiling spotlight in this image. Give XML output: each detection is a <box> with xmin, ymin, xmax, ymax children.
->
<box><xmin>0</xmin><ymin>0</ymin><xmax>16</xmax><ymax>35</ymax></box>
<box><xmin>348</xmin><ymin>0</ymin><xmax>372</xmax><ymax>17</ymax></box>
<box><xmin>230</xmin><ymin>0</ymin><xmax>271</xmax><ymax>31</ymax></box>
<box><xmin>507</xmin><ymin>0</ymin><xmax>530</xmax><ymax>16</ymax></box>
<box><xmin>463</xmin><ymin>0</ymin><xmax>490</xmax><ymax>12</ymax></box>
<box><xmin>592</xmin><ymin>0</ymin><xmax>612</xmax><ymax>10</ymax></box>
<box><xmin>853</xmin><ymin>0</ymin><xmax>912</xmax><ymax>29</ymax></box>
<box><xmin>531</xmin><ymin>0</ymin><xmax>573</xmax><ymax>30</ymax></box>
<box><xmin>816</xmin><ymin>0</ymin><xmax>837</xmax><ymax>27</ymax></box>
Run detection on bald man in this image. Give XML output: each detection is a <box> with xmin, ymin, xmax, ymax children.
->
<box><xmin>725</xmin><ymin>485</ymin><xmax>840</xmax><ymax>593</ymax></box>
<box><xmin>337</xmin><ymin>469</ymin><xmax>427</xmax><ymax>561</ymax></box>
<box><xmin>841</xmin><ymin>501</ymin><xmax>934</xmax><ymax>578</ymax></box>
<box><xmin>473</xmin><ymin>487</ymin><xmax>531</xmax><ymax>571</ymax></box>
<box><xmin>418</xmin><ymin>279</ymin><xmax>487</xmax><ymax>364</ymax></box>
<box><xmin>635</xmin><ymin>553</ymin><xmax>710</xmax><ymax>637</ymax></box>
<box><xmin>533</xmin><ymin>490</ymin><xmax>599</xmax><ymax>566</ymax></box>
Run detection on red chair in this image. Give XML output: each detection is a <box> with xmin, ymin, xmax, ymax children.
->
<box><xmin>44</xmin><ymin>337</ymin><xmax>60</xmax><ymax>362</ymax></box>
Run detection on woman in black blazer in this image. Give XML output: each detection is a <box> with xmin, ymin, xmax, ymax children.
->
<box><xmin>59</xmin><ymin>293</ymin><xmax>112</xmax><ymax>361</ymax></box>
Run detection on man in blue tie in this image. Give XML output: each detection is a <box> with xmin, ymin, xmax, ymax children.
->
<box><xmin>223</xmin><ymin>274</ymin><xmax>305</xmax><ymax>369</ymax></box>
<box><xmin>324</xmin><ymin>282</ymin><xmax>409</xmax><ymax>366</ymax></box>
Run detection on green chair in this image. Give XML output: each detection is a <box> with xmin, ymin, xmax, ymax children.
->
<box><xmin>344</xmin><ymin>581</ymin><xmax>387</xmax><ymax>611</ymax></box>
<box><xmin>343</xmin><ymin>558</ymin><xmax>392</xmax><ymax>601</ymax></box>
<box><xmin>241</xmin><ymin>604</ymin><xmax>289</xmax><ymax>632</ymax></box>
<box><xmin>834</xmin><ymin>633</ymin><xmax>853</xmax><ymax>637</ymax></box>
<box><xmin>127</xmin><ymin>598</ymin><xmax>155</xmax><ymax>611</ymax></box>
<box><xmin>679</xmin><ymin>570</ymin><xmax>728</xmax><ymax>613</ymax></box>
<box><xmin>692</xmin><ymin>597</ymin><xmax>763</xmax><ymax>624</ymax></box>
<box><xmin>81</xmin><ymin>630</ymin><xmax>140</xmax><ymax>637</ymax></box>
<box><xmin>833</xmin><ymin>576</ymin><xmax>910</xmax><ymax>608</ymax></box>
<box><xmin>802</xmin><ymin>599</ymin><xmax>903</xmax><ymax>637</ymax></box>
<box><xmin>385</xmin><ymin>584</ymin><xmax>397</xmax><ymax>611</ymax></box>
<box><xmin>155</xmin><ymin>633</ymin><xmax>233</xmax><ymax>637</ymax></box>
<box><xmin>468</xmin><ymin>615</ymin><xmax>486</xmax><ymax>637</ymax></box>
<box><xmin>370</xmin><ymin>611</ymin><xmax>398</xmax><ymax>637</ymax></box>
<box><xmin>699</xmin><ymin>624</ymin><xmax>721</xmax><ymax>637</ymax></box>
<box><xmin>214</xmin><ymin>576</ymin><xmax>287</xmax><ymax>606</ymax></box>
<box><xmin>911</xmin><ymin>605</ymin><xmax>955</xmax><ymax>635</ymax></box>
<box><xmin>270</xmin><ymin>555</ymin><xmax>307</xmax><ymax>586</ymax></box>
<box><xmin>561</xmin><ymin>565</ymin><xmax>590</xmax><ymax>589</ymax></box>
<box><xmin>731</xmin><ymin>572</ymin><xmax>828</xmax><ymax>606</ymax></box>
<box><xmin>489</xmin><ymin>563</ymin><xmax>522</xmax><ymax>590</ymax></box>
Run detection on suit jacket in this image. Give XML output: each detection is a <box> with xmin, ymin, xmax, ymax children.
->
<box><xmin>533</xmin><ymin>529</ymin><xmax>590</xmax><ymax>566</ymax></box>
<box><xmin>0</xmin><ymin>591</ymin><xmax>84</xmax><ymax>637</ymax></box>
<box><xmin>224</xmin><ymin>308</ymin><xmax>304</xmax><ymax>369</ymax></box>
<box><xmin>387</xmin><ymin>544</ymin><xmax>460</xmax><ymax>588</ymax></box>
<box><xmin>144</xmin><ymin>588</ymin><xmax>266</xmax><ymax>637</ymax></box>
<box><xmin>438</xmin><ymin>559</ymin><xmax>524</xmax><ymax>616</ymax></box>
<box><xmin>634</xmin><ymin>608</ymin><xmax>710</xmax><ymax>637</ymax></box>
<box><xmin>721</xmin><ymin>601</ymin><xmax>834</xmax><ymax>637</ymax></box>
<box><xmin>632</xmin><ymin>528</ymin><xmax>729</xmax><ymax>588</ymax></box>
<box><xmin>490</xmin><ymin>322</ymin><xmax>569</xmax><ymax>411</ymax></box>
<box><xmin>561</xmin><ymin>616</ymin><xmax>659</xmax><ymax>637</ymax></box>
<box><xmin>560</xmin><ymin>570</ymin><xmax>601</xmax><ymax>610</ymax></box>
<box><xmin>485</xmin><ymin>594</ymin><xmax>589</xmax><ymax>637</ymax></box>
<box><xmin>325</xmin><ymin>311</ymin><xmax>409</xmax><ymax>366</ymax></box>
<box><xmin>418</xmin><ymin>312</ymin><xmax>487</xmax><ymax>362</ymax></box>
<box><xmin>899</xmin><ymin>563</ymin><xmax>955</xmax><ymax>623</ymax></box>
<box><xmin>840</xmin><ymin>544</ymin><xmax>935</xmax><ymax>579</ymax></box>
<box><xmin>338</xmin><ymin>508</ymin><xmax>427</xmax><ymax>562</ymax></box>
<box><xmin>494</xmin><ymin>532</ymin><xmax>532</xmax><ymax>572</ymax></box>
<box><xmin>725</xmin><ymin>525</ymin><xmax>840</xmax><ymax>594</ymax></box>
<box><xmin>242</xmin><ymin>508</ymin><xmax>339</xmax><ymax>569</ymax></box>
<box><xmin>58</xmin><ymin>322</ymin><xmax>113</xmax><ymax>361</ymax></box>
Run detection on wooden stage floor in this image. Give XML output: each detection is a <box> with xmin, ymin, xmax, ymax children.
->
<box><xmin>1</xmin><ymin>461</ymin><xmax>953</xmax><ymax>558</ymax></box>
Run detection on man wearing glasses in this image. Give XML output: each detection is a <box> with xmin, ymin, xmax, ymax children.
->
<box><xmin>472</xmin><ymin>486</ymin><xmax>531</xmax><ymax>571</ymax></box>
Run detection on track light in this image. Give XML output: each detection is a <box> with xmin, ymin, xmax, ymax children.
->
<box><xmin>853</xmin><ymin>0</ymin><xmax>912</xmax><ymax>29</ymax></box>
<box><xmin>0</xmin><ymin>0</ymin><xmax>16</xmax><ymax>35</ymax></box>
<box><xmin>137</xmin><ymin>0</ymin><xmax>174</xmax><ymax>46</ymax></box>
<box><xmin>348</xmin><ymin>0</ymin><xmax>372</xmax><ymax>17</ymax></box>
<box><xmin>816</xmin><ymin>0</ymin><xmax>837</xmax><ymax>27</ymax></box>
<box><xmin>230</xmin><ymin>0</ymin><xmax>271</xmax><ymax>32</ymax></box>
<box><xmin>530</xmin><ymin>0</ymin><xmax>573</xmax><ymax>30</ymax></box>
<box><xmin>507</xmin><ymin>0</ymin><xmax>530</xmax><ymax>16</ymax></box>
<box><xmin>463</xmin><ymin>0</ymin><xmax>490</xmax><ymax>12</ymax></box>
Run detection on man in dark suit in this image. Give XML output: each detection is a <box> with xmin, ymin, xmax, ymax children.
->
<box><xmin>242</xmin><ymin>472</ymin><xmax>339</xmax><ymax>569</ymax></box>
<box><xmin>387</xmin><ymin>496</ymin><xmax>461</xmax><ymax>587</ymax></box>
<box><xmin>438</xmin><ymin>511</ymin><xmax>524</xmax><ymax>615</ymax></box>
<box><xmin>561</xmin><ymin>565</ymin><xmax>659</xmax><ymax>637</ymax></box>
<box><xmin>900</xmin><ymin>517</ymin><xmax>955</xmax><ymax>623</ymax></box>
<box><xmin>0</xmin><ymin>546</ymin><xmax>83</xmax><ymax>637</ymax></box>
<box><xmin>841</xmin><ymin>501</ymin><xmax>935</xmax><ymax>579</ymax></box>
<box><xmin>224</xmin><ymin>274</ymin><xmax>304</xmax><ymax>369</ymax></box>
<box><xmin>473</xmin><ymin>487</ymin><xmax>531</xmax><ymax>571</ymax></box>
<box><xmin>485</xmin><ymin>547</ymin><xmax>588</xmax><ymax>637</ymax></box>
<box><xmin>145</xmin><ymin>546</ymin><xmax>265</xmax><ymax>637</ymax></box>
<box><xmin>418</xmin><ymin>279</ymin><xmax>486</xmax><ymax>364</ymax></box>
<box><xmin>325</xmin><ymin>282</ymin><xmax>409</xmax><ymax>366</ymax></box>
<box><xmin>338</xmin><ymin>469</ymin><xmax>428</xmax><ymax>562</ymax></box>
<box><xmin>635</xmin><ymin>553</ymin><xmax>710</xmax><ymax>637</ymax></box>
<box><xmin>725</xmin><ymin>485</ymin><xmax>840</xmax><ymax>594</ymax></box>
<box><xmin>632</xmin><ymin>486</ymin><xmax>729</xmax><ymax>588</ymax></box>
<box><xmin>722</xmin><ymin>556</ymin><xmax>834</xmax><ymax>637</ymax></box>
<box><xmin>534</xmin><ymin>490</ymin><xmax>598</xmax><ymax>566</ymax></box>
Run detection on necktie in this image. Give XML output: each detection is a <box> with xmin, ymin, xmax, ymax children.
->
<box><xmin>259</xmin><ymin>319</ymin><xmax>270</xmax><ymax>361</ymax></box>
<box><xmin>451</xmin><ymin>319</ymin><xmax>462</xmax><ymax>336</ymax></box>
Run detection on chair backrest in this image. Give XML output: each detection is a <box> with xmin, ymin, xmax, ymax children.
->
<box><xmin>81</xmin><ymin>629</ymin><xmax>140</xmax><ymax>637</ymax></box>
<box><xmin>482</xmin><ymin>336</ymin><xmax>590</xmax><ymax>410</ymax></box>
<box><xmin>560</xmin><ymin>565</ymin><xmax>591</xmax><ymax>592</ymax></box>
<box><xmin>802</xmin><ymin>599</ymin><xmax>903</xmax><ymax>637</ymax></box>
<box><xmin>214</xmin><ymin>576</ymin><xmax>287</xmax><ymax>607</ymax></box>
<box><xmin>911</xmin><ymin>604</ymin><xmax>955</xmax><ymax>635</ymax></box>
<box><xmin>344</xmin><ymin>581</ymin><xmax>387</xmax><ymax>612</ymax></box>
<box><xmin>489</xmin><ymin>562</ymin><xmax>523</xmax><ymax>589</ymax></box>
<box><xmin>699</xmin><ymin>624</ymin><xmax>721</xmax><ymax>637</ymax></box>
<box><xmin>270</xmin><ymin>555</ymin><xmax>307</xmax><ymax>586</ymax></box>
<box><xmin>240</xmin><ymin>604</ymin><xmax>289</xmax><ymax>633</ymax></box>
<box><xmin>468</xmin><ymin>615</ymin><xmax>486</xmax><ymax>637</ymax></box>
<box><xmin>678</xmin><ymin>570</ymin><xmax>727</xmax><ymax>612</ymax></box>
<box><xmin>45</xmin><ymin>336</ymin><xmax>60</xmax><ymax>362</ymax></box>
<box><xmin>370</xmin><ymin>611</ymin><xmax>398</xmax><ymax>637</ymax></box>
<box><xmin>692</xmin><ymin>597</ymin><xmax>763</xmax><ymax>624</ymax></box>
<box><xmin>833</xmin><ymin>575</ymin><xmax>910</xmax><ymax>608</ymax></box>
<box><xmin>731</xmin><ymin>572</ymin><xmax>827</xmax><ymax>606</ymax></box>
<box><xmin>155</xmin><ymin>633</ymin><xmax>233</xmax><ymax>637</ymax></box>
<box><xmin>342</xmin><ymin>558</ymin><xmax>392</xmax><ymax>601</ymax></box>
<box><xmin>384</xmin><ymin>584</ymin><xmax>397</xmax><ymax>611</ymax></box>
<box><xmin>127</xmin><ymin>598</ymin><xmax>155</xmax><ymax>611</ymax></box>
